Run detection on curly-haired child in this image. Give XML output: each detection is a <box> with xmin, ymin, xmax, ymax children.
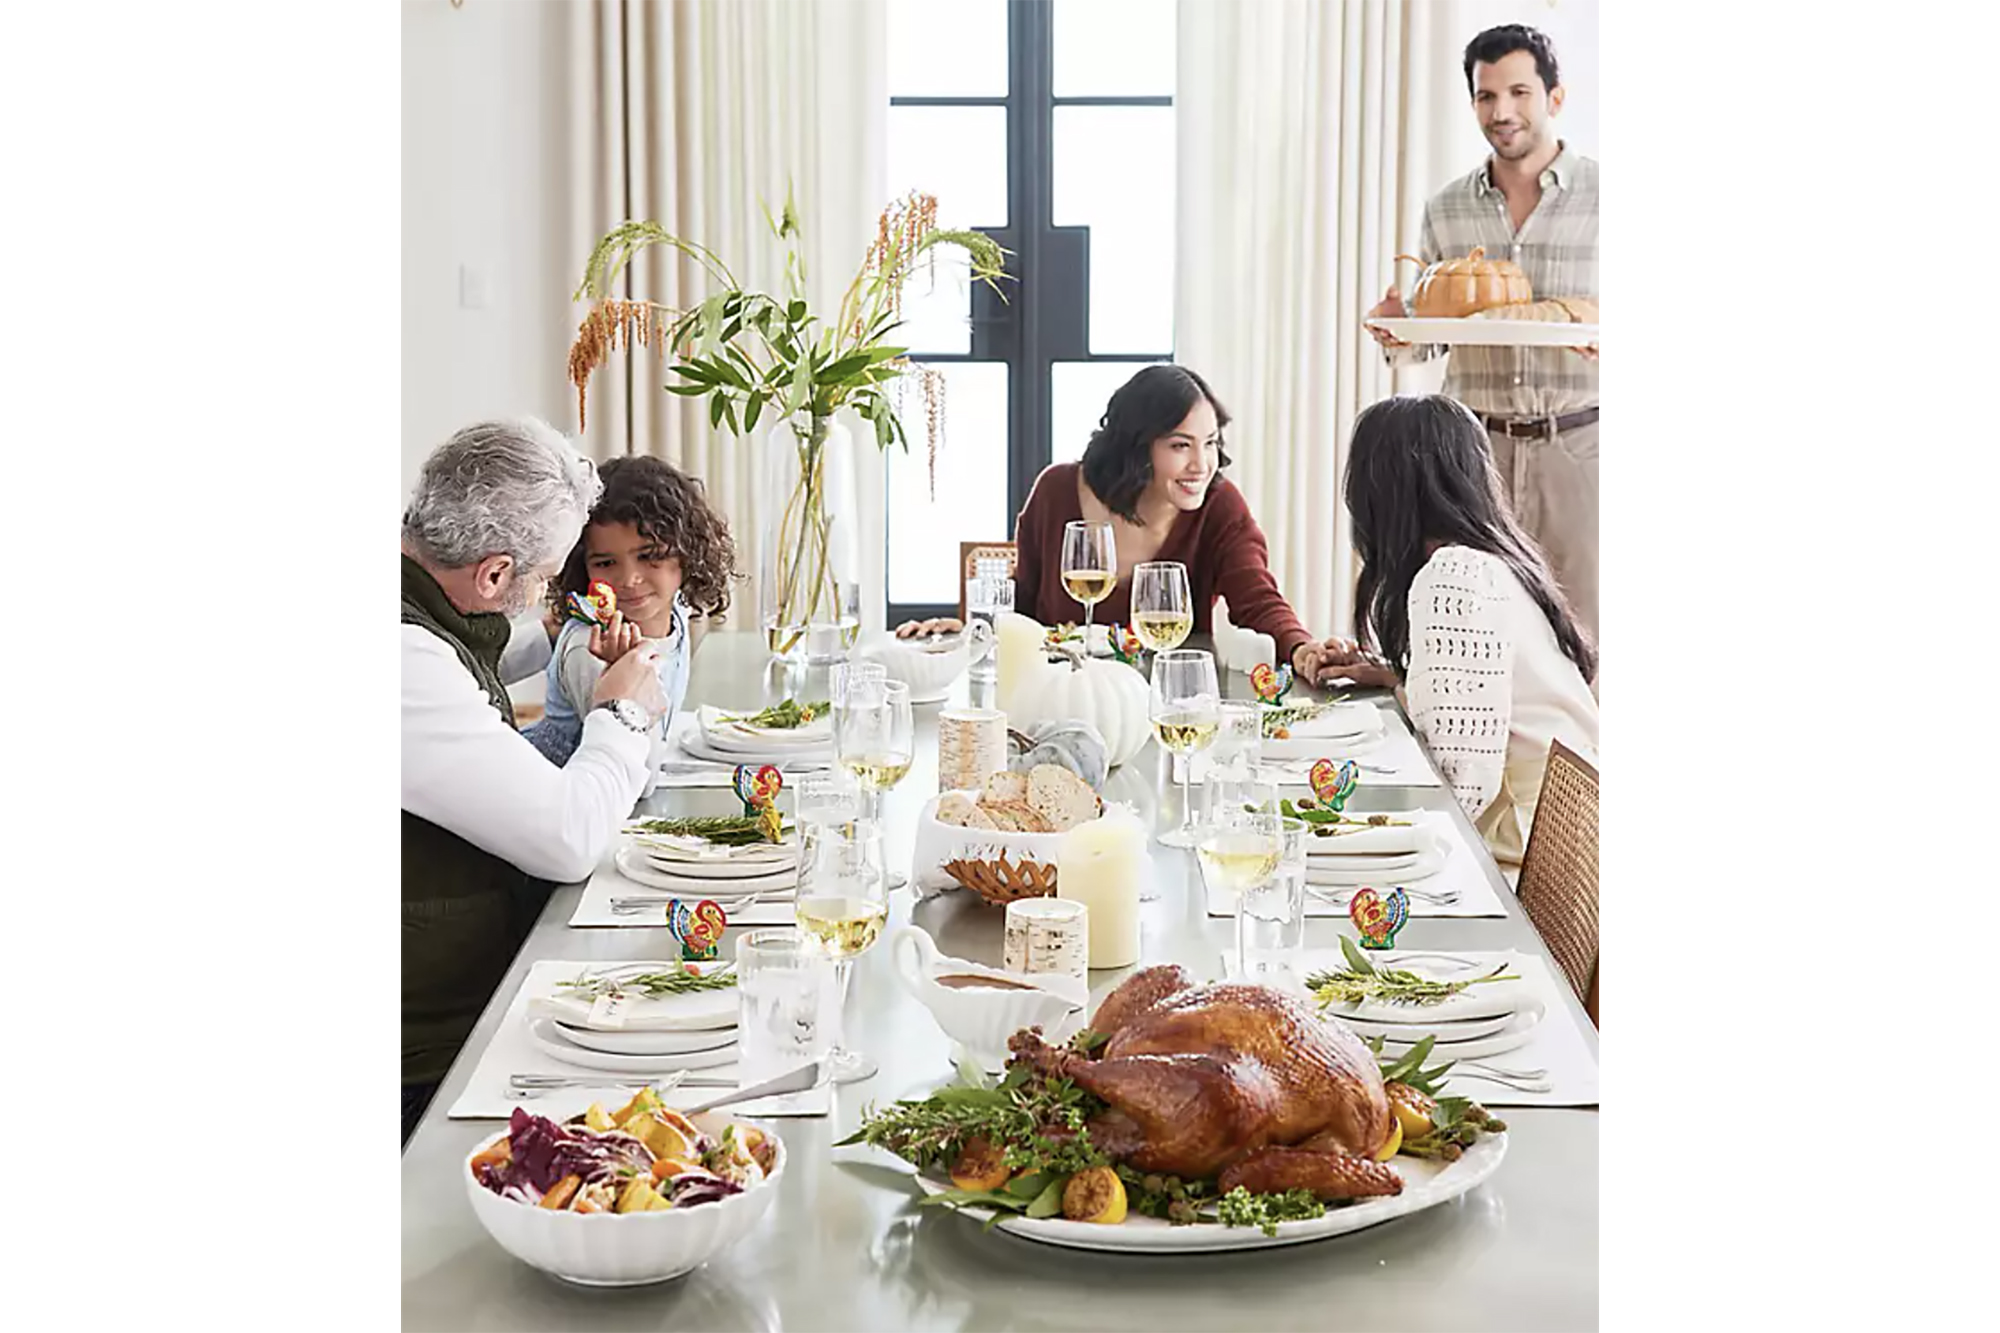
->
<box><xmin>523</xmin><ymin>456</ymin><xmax>739</xmax><ymax>768</ymax></box>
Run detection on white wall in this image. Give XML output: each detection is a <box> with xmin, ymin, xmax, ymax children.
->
<box><xmin>401</xmin><ymin>0</ymin><xmax>575</xmax><ymax>499</ymax></box>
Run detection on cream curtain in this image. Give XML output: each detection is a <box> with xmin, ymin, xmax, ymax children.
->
<box><xmin>1174</xmin><ymin>0</ymin><xmax>1449</xmax><ymax>640</ymax></box>
<box><xmin>557</xmin><ymin>0</ymin><xmax>890</xmax><ymax>635</ymax></box>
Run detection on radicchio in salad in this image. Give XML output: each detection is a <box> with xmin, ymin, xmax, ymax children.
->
<box><xmin>471</xmin><ymin>1105</ymin><xmax>773</xmax><ymax>1213</ymax></box>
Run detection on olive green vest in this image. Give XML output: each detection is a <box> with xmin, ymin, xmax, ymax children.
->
<box><xmin>400</xmin><ymin>556</ymin><xmax>544</xmax><ymax>1086</ymax></box>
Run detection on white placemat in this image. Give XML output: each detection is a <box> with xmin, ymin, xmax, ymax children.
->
<box><xmin>1200</xmin><ymin>811</ymin><xmax>1507</xmax><ymax>919</ymax></box>
<box><xmin>445</xmin><ymin>960</ymin><xmax>832</xmax><ymax>1119</ymax></box>
<box><xmin>1256</xmin><ymin>708</ymin><xmax>1441</xmax><ymax>788</ymax></box>
<box><xmin>569</xmin><ymin>841</ymin><xmax>800</xmax><ymax>928</ymax></box>
<box><xmin>1288</xmin><ymin>949</ymin><xmax>1598</xmax><ymax>1108</ymax></box>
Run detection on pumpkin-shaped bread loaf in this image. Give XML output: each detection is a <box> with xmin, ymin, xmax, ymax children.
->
<box><xmin>1396</xmin><ymin>246</ymin><xmax>1533</xmax><ymax>318</ymax></box>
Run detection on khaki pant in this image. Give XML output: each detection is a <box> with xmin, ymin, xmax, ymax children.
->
<box><xmin>1486</xmin><ymin>418</ymin><xmax>1598</xmax><ymax>647</ymax></box>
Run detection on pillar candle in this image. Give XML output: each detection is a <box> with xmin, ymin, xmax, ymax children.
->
<box><xmin>1056</xmin><ymin>807</ymin><xmax>1146</xmax><ymax>969</ymax></box>
<box><xmin>994</xmin><ymin>611</ymin><xmax>1047</xmax><ymax>717</ymax></box>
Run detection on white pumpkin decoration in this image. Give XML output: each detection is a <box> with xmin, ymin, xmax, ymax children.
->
<box><xmin>1009</xmin><ymin>654</ymin><xmax>1152</xmax><ymax>768</ymax></box>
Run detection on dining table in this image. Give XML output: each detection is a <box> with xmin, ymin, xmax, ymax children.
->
<box><xmin>401</xmin><ymin>631</ymin><xmax>1599</xmax><ymax>1332</ymax></box>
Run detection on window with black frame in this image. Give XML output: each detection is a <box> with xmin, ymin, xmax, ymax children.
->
<box><xmin>884</xmin><ymin>0</ymin><xmax>1175</xmax><ymax>626</ymax></box>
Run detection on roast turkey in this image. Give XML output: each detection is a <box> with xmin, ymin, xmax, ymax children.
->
<box><xmin>1009</xmin><ymin>965</ymin><xmax>1403</xmax><ymax>1199</ymax></box>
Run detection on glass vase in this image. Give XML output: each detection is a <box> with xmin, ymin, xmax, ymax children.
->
<box><xmin>759</xmin><ymin>414</ymin><xmax>860</xmax><ymax>664</ymax></box>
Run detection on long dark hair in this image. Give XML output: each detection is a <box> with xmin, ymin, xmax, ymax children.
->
<box><xmin>1345</xmin><ymin>395</ymin><xmax>1595</xmax><ymax>681</ymax></box>
<box><xmin>1079</xmin><ymin>364</ymin><xmax>1233</xmax><ymax>523</ymax></box>
<box><xmin>551</xmin><ymin>455</ymin><xmax>739</xmax><ymax>619</ymax></box>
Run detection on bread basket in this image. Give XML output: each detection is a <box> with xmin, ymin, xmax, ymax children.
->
<box><xmin>913</xmin><ymin>790</ymin><xmax>1100</xmax><ymax>906</ymax></box>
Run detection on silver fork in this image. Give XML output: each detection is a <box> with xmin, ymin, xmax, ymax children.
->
<box><xmin>1441</xmin><ymin>1068</ymin><xmax>1552</xmax><ymax>1094</ymax></box>
<box><xmin>506</xmin><ymin>1071</ymin><xmax>731</xmax><ymax>1100</ymax></box>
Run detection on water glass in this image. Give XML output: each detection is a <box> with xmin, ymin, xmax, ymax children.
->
<box><xmin>735</xmin><ymin>928</ymin><xmax>835</xmax><ymax>1085</ymax></box>
<box><xmin>1237</xmin><ymin>817</ymin><xmax>1309</xmax><ymax>992</ymax></box>
<box><xmin>966</xmin><ymin>558</ymin><xmax>1014</xmax><ymax>684</ymax></box>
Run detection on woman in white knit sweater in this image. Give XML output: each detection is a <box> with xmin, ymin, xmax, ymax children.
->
<box><xmin>1344</xmin><ymin>395</ymin><xmax>1599</xmax><ymax>869</ymax></box>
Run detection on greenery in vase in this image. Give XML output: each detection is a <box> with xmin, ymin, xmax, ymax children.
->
<box><xmin>567</xmin><ymin>189</ymin><xmax>1008</xmax><ymax>654</ymax></box>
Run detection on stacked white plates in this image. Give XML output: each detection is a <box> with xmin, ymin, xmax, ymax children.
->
<box><xmin>1323</xmin><ymin>952</ymin><xmax>1546</xmax><ymax>1061</ymax></box>
<box><xmin>617</xmin><ymin>830</ymin><xmax>800</xmax><ymax>908</ymax></box>
<box><xmin>1301</xmin><ymin>817</ymin><xmax>1449</xmax><ymax>888</ymax></box>
<box><xmin>526</xmin><ymin>965</ymin><xmax>741</xmax><ymax>1073</ymax></box>
<box><xmin>1263</xmin><ymin>702</ymin><xmax>1386</xmax><ymax>761</ymax></box>
<box><xmin>686</xmin><ymin>705</ymin><xmax>834</xmax><ymax>767</ymax></box>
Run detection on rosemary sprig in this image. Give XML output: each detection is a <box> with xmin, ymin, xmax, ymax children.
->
<box><xmin>719</xmin><ymin>698</ymin><xmax>829</xmax><ymax>730</ymax></box>
<box><xmin>557</xmin><ymin>963</ymin><xmax>737</xmax><ymax>1001</ymax></box>
<box><xmin>1307</xmin><ymin>936</ymin><xmax>1518</xmax><ymax>1008</ymax></box>
<box><xmin>626</xmin><ymin>814</ymin><xmax>784</xmax><ymax>846</ymax></box>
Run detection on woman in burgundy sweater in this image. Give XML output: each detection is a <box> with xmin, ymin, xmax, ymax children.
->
<box><xmin>1013</xmin><ymin>365</ymin><xmax>1385</xmax><ymax>687</ymax></box>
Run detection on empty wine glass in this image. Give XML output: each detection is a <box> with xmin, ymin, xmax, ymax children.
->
<box><xmin>1149</xmin><ymin>647</ymin><xmax>1221</xmax><ymax>849</ymax></box>
<box><xmin>834</xmin><ymin>676</ymin><xmax>914</xmax><ymax>888</ymax></box>
<box><xmin>1130</xmin><ymin>561</ymin><xmax>1193</xmax><ymax>655</ymax></box>
<box><xmin>1060</xmin><ymin>520</ymin><xmax>1117</xmax><ymax>654</ymax></box>
<box><xmin>793</xmin><ymin>815</ymin><xmax>888</xmax><ymax>1084</ymax></box>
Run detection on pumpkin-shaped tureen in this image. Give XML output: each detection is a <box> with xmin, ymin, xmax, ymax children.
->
<box><xmin>1397</xmin><ymin>246</ymin><xmax>1532</xmax><ymax>318</ymax></box>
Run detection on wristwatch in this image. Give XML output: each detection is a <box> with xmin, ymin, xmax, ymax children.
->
<box><xmin>592</xmin><ymin>698</ymin><xmax>652</xmax><ymax>736</ymax></box>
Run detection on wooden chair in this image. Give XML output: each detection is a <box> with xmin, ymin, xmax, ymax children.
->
<box><xmin>957</xmin><ymin>541</ymin><xmax>1018</xmax><ymax>622</ymax></box>
<box><xmin>1516</xmin><ymin>738</ymin><xmax>1599</xmax><ymax>1024</ymax></box>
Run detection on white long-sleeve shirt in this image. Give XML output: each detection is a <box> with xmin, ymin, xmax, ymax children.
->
<box><xmin>401</xmin><ymin>625</ymin><xmax>650</xmax><ymax>884</ymax></box>
<box><xmin>1403</xmin><ymin>546</ymin><xmax>1598</xmax><ymax>849</ymax></box>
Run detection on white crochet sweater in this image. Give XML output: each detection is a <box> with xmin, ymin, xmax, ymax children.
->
<box><xmin>1404</xmin><ymin>546</ymin><xmax>1599</xmax><ymax>823</ymax></box>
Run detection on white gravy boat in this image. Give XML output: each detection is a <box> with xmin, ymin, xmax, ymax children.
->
<box><xmin>890</xmin><ymin>925</ymin><xmax>1089</xmax><ymax>1069</ymax></box>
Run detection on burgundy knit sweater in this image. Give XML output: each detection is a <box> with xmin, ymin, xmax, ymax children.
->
<box><xmin>1010</xmin><ymin>463</ymin><xmax>1312</xmax><ymax>666</ymax></box>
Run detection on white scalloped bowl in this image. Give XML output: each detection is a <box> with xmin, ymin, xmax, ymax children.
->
<box><xmin>859</xmin><ymin>635</ymin><xmax>970</xmax><ymax>703</ymax></box>
<box><xmin>463</xmin><ymin>1111</ymin><xmax>786</xmax><ymax>1287</ymax></box>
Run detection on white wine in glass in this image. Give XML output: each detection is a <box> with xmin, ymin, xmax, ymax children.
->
<box><xmin>1150</xmin><ymin>648</ymin><xmax>1221</xmax><ymax>849</ymax></box>
<box><xmin>1131</xmin><ymin>561</ymin><xmax>1193</xmax><ymax>653</ymax></box>
<box><xmin>1061</xmin><ymin>520</ymin><xmax>1117</xmax><ymax>652</ymax></box>
<box><xmin>1196</xmin><ymin>830</ymin><xmax>1282</xmax><ymax>894</ymax></box>
<box><xmin>834</xmin><ymin>676</ymin><xmax>914</xmax><ymax>889</ymax></box>
<box><xmin>840</xmin><ymin>753</ymin><xmax>914</xmax><ymax>792</ymax></box>
<box><xmin>793</xmin><ymin>894</ymin><xmax>889</xmax><ymax>958</ymax></box>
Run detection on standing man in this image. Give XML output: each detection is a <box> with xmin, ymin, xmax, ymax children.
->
<box><xmin>1370</xmin><ymin>23</ymin><xmax>1599</xmax><ymax>651</ymax></box>
<box><xmin>400</xmin><ymin>418</ymin><xmax>668</xmax><ymax>1144</ymax></box>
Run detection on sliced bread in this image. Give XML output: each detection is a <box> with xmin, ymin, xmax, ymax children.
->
<box><xmin>1026</xmin><ymin>764</ymin><xmax>1100</xmax><ymax>832</ymax></box>
<box><xmin>981</xmin><ymin>770</ymin><xmax>1029</xmax><ymax>806</ymax></box>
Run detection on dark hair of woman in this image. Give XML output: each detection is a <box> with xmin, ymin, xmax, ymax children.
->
<box><xmin>1078</xmin><ymin>364</ymin><xmax>1234</xmax><ymax>524</ymax></box>
<box><xmin>1462</xmin><ymin>23</ymin><xmax>1560</xmax><ymax>95</ymax></box>
<box><xmin>1345</xmin><ymin>395</ymin><xmax>1595</xmax><ymax>682</ymax></box>
<box><xmin>551</xmin><ymin>455</ymin><xmax>739</xmax><ymax>619</ymax></box>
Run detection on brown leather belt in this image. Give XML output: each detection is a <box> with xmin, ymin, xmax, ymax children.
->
<box><xmin>1478</xmin><ymin>406</ymin><xmax>1599</xmax><ymax>438</ymax></box>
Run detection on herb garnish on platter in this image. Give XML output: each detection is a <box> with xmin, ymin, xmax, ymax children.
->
<box><xmin>556</xmin><ymin>961</ymin><xmax>737</xmax><ymax>1001</ymax></box>
<box><xmin>1367</xmin><ymin>1033</ymin><xmax>1508</xmax><ymax>1161</ymax></box>
<box><xmin>718</xmin><ymin>698</ymin><xmax>829</xmax><ymax>730</ymax></box>
<box><xmin>1308</xmin><ymin>936</ymin><xmax>1518</xmax><ymax>1008</ymax></box>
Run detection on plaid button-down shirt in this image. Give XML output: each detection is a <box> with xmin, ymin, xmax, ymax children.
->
<box><xmin>1390</xmin><ymin>143</ymin><xmax>1599</xmax><ymax>418</ymax></box>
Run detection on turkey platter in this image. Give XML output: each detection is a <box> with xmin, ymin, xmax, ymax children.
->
<box><xmin>842</xmin><ymin>965</ymin><xmax>1509</xmax><ymax>1250</ymax></box>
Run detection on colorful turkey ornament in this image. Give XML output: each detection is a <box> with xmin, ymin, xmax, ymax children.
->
<box><xmin>1307</xmin><ymin>758</ymin><xmax>1360</xmax><ymax>812</ymax></box>
<box><xmin>667</xmin><ymin>897</ymin><xmax>729</xmax><ymax>961</ymax></box>
<box><xmin>563</xmin><ymin>580</ymin><xmax>619</xmax><ymax>626</ymax></box>
<box><xmin>1249</xmin><ymin>662</ymin><xmax>1294</xmax><ymax>704</ymax></box>
<box><xmin>1347</xmin><ymin>887</ymin><xmax>1409</xmax><ymax>950</ymax></box>
<box><xmin>732</xmin><ymin>763</ymin><xmax>783</xmax><ymax>817</ymax></box>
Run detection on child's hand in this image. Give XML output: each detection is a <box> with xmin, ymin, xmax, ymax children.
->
<box><xmin>588</xmin><ymin>610</ymin><xmax>644</xmax><ymax>664</ymax></box>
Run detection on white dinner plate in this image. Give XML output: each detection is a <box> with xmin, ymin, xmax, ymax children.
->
<box><xmin>528</xmin><ymin>1018</ymin><xmax>739</xmax><ymax>1073</ymax></box>
<box><xmin>551</xmin><ymin>1020</ymin><xmax>740</xmax><ymax>1057</ymax></box>
<box><xmin>1303</xmin><ymin>835</ymin><xmax>1448</xmax><ymax>888</ymax></box>
<box><xmin>1345</xmin><ymin>994</ymin><xmax>1547</xmax><ymax>1044</ymax></box>
<box><xmin>627</xmin><ymin>830</ymin><xmax>797</xmax><ymax>866</ymax></box>
<box><xmin>1313</xmin><ymin>954</ymin><xmax>1530</xmax><ymax>1025</ymax></box>
<box><xmin>697</xmin><ymin>705</ymin><xmax>832</xmax><ymax>747</ymax></box>
<box><xmin>1303</xmin><ymin>847</ymin><xmax>1421</xmax><ymax>874</ymax></box>
<box><xmin>911</xmin><ymin>1133</ymin><xmax>1505</xmax><ymax>1254</ymax></box>
<box><xmin>1263</xmin><ymin>730</ymin><xmax>1388</xmax><ymax>763</ymax></box>
<box><xmin>627</xmin><ymin>842</ymin><xmax>799</xmax><ymax>879</ymax></box>
<box><xmin>1364</xmin><ymin>1002</ymin><xmax>1545</xmax><ymax>1062</ymax></box>
<box><xmin>679</xmin><ymin>730</ymin><xmax>833</xmax><ymax>769</ymax></box>
<box><xmin>536</xmin><ymin>967</ymin><xmax>741</xmax><ymax>1032</ymax></box>
<box><xmin>615</xmin><ymin>846</ymin><xmax>798</xmax><ymax>898</ymax></box>
<box><xmin>1366</xmin><ymin>316</ymin><xmax>1600</xmax><ymax>348</ymax></box>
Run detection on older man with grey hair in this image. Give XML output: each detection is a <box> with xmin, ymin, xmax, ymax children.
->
<box><xmin>400</xmin><ymin>417</ymin><xmax>666</xmax><ymax>1143</ymax></box>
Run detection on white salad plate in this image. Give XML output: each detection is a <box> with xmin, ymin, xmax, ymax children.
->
<box><xmin>1303</xmin><ymin>847</ymin><xmax>1422</xmax><ymax>874</ymax></box>
<box><xmin>1262</xmin><ymin>729</ymin><xmax>1388</xmax><ymax>763</ymax></box>
<box><xmin>528</xmin><ymin>1019</ymin><xmax>738</xmax><ymax>1073</ymax></box>
<box><xmin>614</xmin><ymin>847</ymin><xmax>798</xmax><ymax>898</ymax></box>
<box><xmin>1366</xmin><ymin>316</ymin><xmax>1599</xmax><ymax>348</ymax></box>
<box><xmin>552</xmin><ymin>1021</ymin><xmax>740</xmax><ymax>1057</ymax></box>
<box><xmin>536</xmin><ymin>968</ymin><xmax>741</xmax><ymax>1032</ymax></box>
<box><xmin>1345</xmin><ymin>994</ymin><xmax>1546</xmax><ymax>1044</ymax></box>
<box><xmin>679</xmin><ymin>730</ymin><xmax>832</xmax><ymax>768</ymax></box>
<box><xmin>626</xmin><ymin>843</ymin><xmax>799</xmax><ymax>879</ymax></box>
<box><xmin>627</xmin><ymin>830</ymin><xmax>797</xmax><ymax>866</ymax></box>
<box><xmin>913</xmin><ymin>1133</ymin><xmax>1505</xmax><ymax>1254</ymax></box>
<box><xmin>1315</xmin><ymin>956</ymin><xmax>1528</xmax><ymax>1025</ymax></box>
<box><xmin>1363</xmin><ymin>1002</ymin><xmax>1545</xmax><ymax>1062</ymax></box>
<box><xmin>697</xmin><ymin>705</ymin><xmax>832</xmax><ymax>748</ymax></box>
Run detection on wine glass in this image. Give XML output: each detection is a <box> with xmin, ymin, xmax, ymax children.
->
<box><xmin>1199</xmin><ymin>700</ymin><xmax>1266</xmax><ymax>834</ymax></box>
<box><xmin>834</xmin><ymin>676</ymin><xmax>914</xmax><ymax>887</ymax></box>
<box><xmin>1060</xmin><ymin>520</ymin><xmax>1117</xmax><ymax>655</ymax></box>
<box><xmin>1130</xmin><ymin>561</ymin><xmax>1193</xmax><ymax>655</ymax></box>
<box><xmin>793</xmin><ymin>814</ymin><xmax>889</xmax><ymax>1084</ymax></box>
<box><xmin>1149</xmin><ymin>647</ymin><xmax>1221</xmax><ymax>849</ymax></box>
